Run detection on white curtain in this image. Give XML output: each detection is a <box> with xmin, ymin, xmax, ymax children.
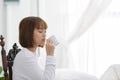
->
<box><xmin>38</xmin><ymin>0</ymin><xmax>112</xmax><ymax>73</ymax></box>
<box><xmin>67</xmin><ymin>0</ymin><xmax>112</xmax><ymax>43</ymax></box>
<box><xmin>66</xmin><ymin>0</ymin><xmax>112</xmax><ymax>74</ymax></box>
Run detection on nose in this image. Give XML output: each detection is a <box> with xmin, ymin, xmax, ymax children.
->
<box><xmin>43</xmin><ymin>32</ymin><xmax>46</xmax><ymax>37</ymax></box>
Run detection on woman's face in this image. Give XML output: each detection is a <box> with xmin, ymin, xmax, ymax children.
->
<box><xmin>33</xmin><ymin>27</ymin><xmax>46</xmax><ymax>48</ymax></box>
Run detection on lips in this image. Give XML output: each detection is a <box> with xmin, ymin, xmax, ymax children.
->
<box><xmin>42</xmin><ymin>39</ymin><xmax>45</xmax><ymax>42</ymax></box>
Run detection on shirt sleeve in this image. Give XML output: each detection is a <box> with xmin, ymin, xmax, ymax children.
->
<box><xmin>25</xmin><ymin>56</ymin><xmax>56</xmax><ymax>80</ymax></box>
<box><xmin>41</xmin><ymin>56</ymin><xmax>56</xmax><ymax>80</ymax></box>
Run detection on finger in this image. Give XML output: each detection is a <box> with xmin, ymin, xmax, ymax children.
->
<box><xmin>46</xmin><ymin>39</ymin><xmax>50</xmax><ymax>44</ymax></box>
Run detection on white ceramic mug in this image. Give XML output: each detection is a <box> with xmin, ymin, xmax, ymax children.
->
<box><xmin>48</xmin><ymin>35</ymin><xmax>59</xmax><ymax>46</ymax></box>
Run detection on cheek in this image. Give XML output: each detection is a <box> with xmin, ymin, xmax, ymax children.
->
<box><xmin>33</xmin><ymin>32</ymin><xmax>42</xmax><ymax>42</ymax></box>
<box><xmin>36</xmin><ymin>35</ymin><xmax>42</xmax><ymax>43</ymax></box>
<box><xmin>34</xmin><ymin>33</ymin><xmax>41</xmax><ymax>39</ymax></box>
<box><xmin>33</xmin><ymin>35</ymin><xmax>39</xmax><ymax>43</ymax></box>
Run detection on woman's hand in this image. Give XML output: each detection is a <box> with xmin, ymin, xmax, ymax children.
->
<box><xmin>45</xmin><ymin>39</ymin><xmax>55</xmax><ymax>56</ymax></box>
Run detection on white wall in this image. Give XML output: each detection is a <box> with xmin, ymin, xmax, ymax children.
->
<box><xmin>0</xmin><ymin>0</ymin><xmax>7</xmax><ymax>38</ymax></box>
<box><xmin>0</xmin><ymin>0</ymin><xmax>7</xmax><ymax>66</ymax></box>
<box><xmin>0</xmin><ymin>0</ymin><xmax>4</xmax><ymax>35</ymax></box>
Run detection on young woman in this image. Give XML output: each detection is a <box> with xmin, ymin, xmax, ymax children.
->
<box><xmin>13</xmin><ymin>16</ymin><xmax>56</xmax><ymax>80</ymax></box>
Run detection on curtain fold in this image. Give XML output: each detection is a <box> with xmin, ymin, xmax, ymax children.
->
<box><xmin>67</xmin><ymin>0</ymin><xmax>112</xmax><ymax>43</ymax></box>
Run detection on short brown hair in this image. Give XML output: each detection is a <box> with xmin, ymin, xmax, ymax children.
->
<box><xmin>19</xmin><ymin>16</ymin><xmax>47</xmax><ymax>48</ymax></box>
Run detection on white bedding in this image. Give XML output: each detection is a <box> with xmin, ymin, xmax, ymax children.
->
<box><xmin>55</xmin><ymin>64</ymin><xmax>120</xmax><ymax>80</ymax></box>
<box><xmin>100</xmin><ymin>64</ymin><xmax>120</xmax><ymax>80</ymax></box>
<box><xmin>55</xmin><ymin>69</ymin><xmax>98</xmax><ymax>80</ymax></box>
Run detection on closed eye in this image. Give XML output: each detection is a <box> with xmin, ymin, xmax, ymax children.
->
<box><xmin>38</xmin><ymin>30</ymin><xmax>43</xmax><ymax>33</ymax></box>
<box><xmin>37</xmin><ymin>29</ymin><xmax>46</xmax><ymax>33</ymax></box>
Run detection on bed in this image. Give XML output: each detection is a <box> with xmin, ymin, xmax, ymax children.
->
<box><xmin>55</xmin><ymin>69</ymin><xmax>98</xmax><ymax>80</ymax></box>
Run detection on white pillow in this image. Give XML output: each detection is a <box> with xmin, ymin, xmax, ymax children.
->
<box><xmin>100</xmin><ymin>64</ymin><xmax>120</xmax><ymax>80</ymax></box>
<box><xmin>55</xmin><ymin>69</ymin><xmax>98</xmax><ymax>80</ymax></box>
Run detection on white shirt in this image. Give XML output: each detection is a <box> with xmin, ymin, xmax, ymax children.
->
<box><xmin>13</xmin><ymin>48</ymin><xmax>56</xmax><ymax>80</ymax></box>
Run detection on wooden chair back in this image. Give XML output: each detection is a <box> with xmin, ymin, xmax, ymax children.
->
<box><xmin>0</xmin><ymin>35</ymin><xmax>21</xmax><ymax>80</ymax></box>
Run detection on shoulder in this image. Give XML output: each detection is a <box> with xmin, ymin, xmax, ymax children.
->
<box><xmin>14</xmin><ymin>48</ymin><xmax>38</xmax><ymax>65</ymax></box>
<box><xmin>15</xmin><ymin>48</ymin><xmax>34</xmax><ymax>59</ymax></box>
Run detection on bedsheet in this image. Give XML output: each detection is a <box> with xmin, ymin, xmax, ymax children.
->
<box><xmin>55</xmin><ymin>69</ymin><xmax>98</xmax><ymax>80</ymax></box>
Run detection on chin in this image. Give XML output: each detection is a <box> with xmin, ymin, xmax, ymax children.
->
<box><xmin>38</xmin><ymin>44</ymin><xmax>44</xmax><ymax>48</ymax></box>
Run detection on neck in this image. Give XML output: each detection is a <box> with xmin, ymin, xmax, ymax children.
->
<box><xmin>27</xmin><ymin>47</ymin><xmax>37</xmax><ymax>54</ymax></box>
